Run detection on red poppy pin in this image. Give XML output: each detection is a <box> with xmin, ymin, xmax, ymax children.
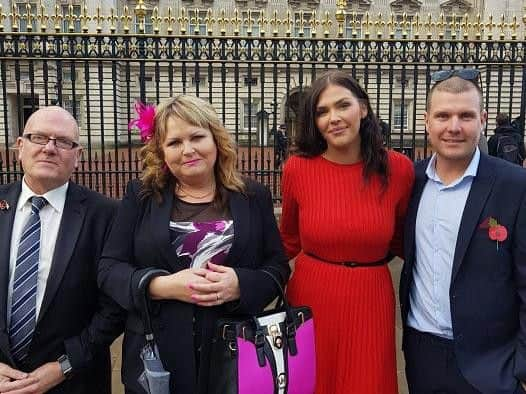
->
<box><xmin>479</xmin><ymin>217</ymin><xmax>508</xmax><ymax>250</ymax></box>
<box><xmin>0</xmin><ymin>200</ymin><xmax>9</xmax><ymax>211</ymax></box>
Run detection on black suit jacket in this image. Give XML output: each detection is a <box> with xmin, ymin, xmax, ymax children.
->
<box><xmin>98</xmin><ymin>178</ymin><xmax>290</xmax><ymax>394</ymax></box>
<box><xmin>0</xmin><ymin>181</ymin><xmax>124</xmax><ymax>394</ymax></box>
<box><xmin>400</xmin><ymin>154</ymin><xmax>526</xmax><ymax>393</ymax></box>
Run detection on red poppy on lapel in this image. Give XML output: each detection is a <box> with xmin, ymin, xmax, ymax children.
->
<box><xmin>480</xmin><ymin>217</ymin><xmax>507</xmax><ymax>250</ymax></box>
<box><xmin>0</xmin><ymin>200</ymin><xmax>9</xmax><ymax>211</ymax></box>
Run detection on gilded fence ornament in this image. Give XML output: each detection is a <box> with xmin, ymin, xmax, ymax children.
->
<box><xmin>231</xmin><ymin>9</ymin><xmax>242</xmax><ymax>36</ymax></box>
<box><xmin>51</xmin><ymin>4</ymin><xmax>62</xmax><ymax>33</ymax></box>
<box><xmin>375</xmin><ymin>13</ymin><xmax>385</xmax><ymax>38</ymax></box>
<box><xmin>24</xmin><ymin>3</ymin><xmax>34</xmax><ymax>32</ymax></box>
<box><xmin>486</xmin><ymin>14</ymin><xmax>496</xmax><ymax>39</ymax></box>
<box><xmin>38</xmin><ymin>1</ymin><xmax>48</xmax><ymax>32</ymax></box>
<box><xmin>9</xmin><ymin>3</ymin><xmax>20</xmax><ymax>33</ymax></box>
<box><xmin>178</xmin><ymin>8</ymin><xmax>188</xmax><ymax>35</ymax></box>
<box><xmin>190</xmin><ymin>8</ymin><xmax>202</xmax><ymax>35</ymax></box>
<box><xmin>321</xmin><ymin>11</ymin><xmax>332</xmax><ymax>37</ymax></box>
<box><xmin>309</xmin><ymin>10</ymin><xmax>320</xmax><ymax>37</ymax></box>
<box><xmin>363</xmin><ymin>12</ymin><xmax>373</xmax><ymax>39</ymax></box>
<box><xmin>94</xmin><ymin>5</ymin><xmax>103</xmax><ymax>33</ymax></box>
<box><xmin>243</xmin><ymin>9</ymin><xmax>255</xmax><ymax>36</ymax></box>
<box><xmin>205</xmin><ymin>9</ymin><xmax>214</xmax><ymax>36</ymax></box>
<box><xmin>216</xmin><ymin>9</ymin><xmax>227</xmax><ymax>36</ymax></box>
<box><xmin>508</xmin><ymin>15</ymin><xmax>518</xmax><ymax>39</ymax></box>
<box><xmin>498</xmin><ymin>14</ymin><xmax>506</xmax><ymax>39</ymax></box>
<box><xmin>257</xmin><ymin>10</ymin><xmax>269</xmax><ymax>37</ymax></box>
<box><xmin>164</xmin><ymin>7</ymin><xmax>176</xmax><ymax>35</ymax></box>
<box><xmin>80</xmin><ymin>4</ymin><xmax>90</xmax><ymax>33</ymax></box>
<box><xmin>448</xmin><ymin>13</ymin><xmax>459</xmax><ymax>39</ymax></box>
<box><xmin>65</xmin><ymin>4</ymin><xmax>76</xmax><ymax>33</ymax></box>
<box><xmin>424</xmin><ymin>13</ymin><xmax>433</xmax><ymax>39</ymax></box>
<box><xmin>412</xmin><ymin>13</ymin><xmax>422</xmax><ymax>39</ymax></box>
<box><xmin>134</xmin><ymin>0</ymin><xmax>147</xmax><ymax>34</ymax></box>
<box><xmin>386</xmin><ymin>14</ymin><xmax>395</xmax><ymax>38</ymax></box>
<box><xmin>121</xmin><ymin>6</ymin><xmax>132</xmax><ymax>34</ymax></box>
<box><xmin>296</xmin><ymin>11</ymin><xmax>306</xmax><ymax>37</ymax></box>
<box><xmin>400</xmin><ymin>13</ymin><xmax>411</xmax><ymax>38</ymax></box>
<box><xmin>152</xmin><ymin>7</ymin><xmax>162</xmax><ymax>34</ymax></box>
<box><xmin>349</xmin><ymin>12</ymin><xmax>360</xmax><ymax>38</ymax></box>
<box><xmin>523</xmin><ymin>8</ymin><xmax>526</xmax><ymax>39</ymax></box>
<box><xmin>0</xmin><ymin>5</ymin><xmax>6</xmax><ymax>32</ymax></box>
<box><xmin>283</xmin><ymin>10</ymin><xmax>293</xmax><ymax>37</ymax></box>
<box><xmin>461</xmin><ymin>14</ymin><xmax>469</xmax><ymax>39</ymax></box>
<box><xmin>107</xmin><ymin>8</ymin><xmax>118</xmax><ymax>34</ymax></box>
<box><xmin>436</xmin><ymin>13</ymin><xmax>446</xmax><ymax>39</ymax></box>
<box><xmin>335</xmin><ymin>0</ymin><xmax>345</xmax><ymax>37</ymax></box>
<box><xmin>472</xmin><ymin>14</ymin><xmax>483</xmax><ymax>39</ymax></box>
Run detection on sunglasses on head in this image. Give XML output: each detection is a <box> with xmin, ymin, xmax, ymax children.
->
<box><xmin>431</xmin><ymin>68</ymin><xmax>481</xmax><ymax>83</ymax></box>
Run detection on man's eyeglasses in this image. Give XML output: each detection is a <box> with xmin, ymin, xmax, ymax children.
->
<box><xmin>23</xmin><ymin>133</ymin><xmax>79</xmax><ymax>150</ymax></box>
<box><xmin>431</xmin><ymin>68</ymin><xmax>481</xmax><ymax>83</ymax></box>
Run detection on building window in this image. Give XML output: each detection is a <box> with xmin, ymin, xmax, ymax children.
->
<box><xmin>62</xmin><ymin>5</ymin><xmax>81</xmax><ymax>33</ymax></box>
<box><xmin>17</xmin><ymin>3</ymin><xmax>37</xmax><ymax>32</ymax></box>
<box><xmin>242</xmin><ymin>100</ymin><xmax>260</xmax><ymax>130</ymax></box>
<box><xmin>345</xmin><ymin>14</ymin><xmax>363</xmax><ymax>38</ymax></box>
<box><xmin>241</xmin><ymin>11</ymin><xmax>260</xmax><ymax>36</ymax></box>
<box><xmin>393</xmin><ymin>100</ymin><xmax>410</xmax><ymax>130</ymax></box>
<box><xmin>189</xmin><ymin>10</ymin><xmax>207</xmax><ymax>35</ymax></box>
<box><xmin>444</xmin><ymin>15</ymin><xmax>463</xmax><ymax>39</ymax></box>
<box><xmin>135</xmin><ymin>10</ymin><xmax>153</xmax><ymax>34</ymax></box>
<box><xmin>294</xmin><ymin>12</ymin><xmax>312</xmax><ymax>37</ymax></box>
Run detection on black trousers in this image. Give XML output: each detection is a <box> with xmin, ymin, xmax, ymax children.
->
<box><xmin>404</xmin><ymin>327</ymin><xmax>526</xmax><ymax>394</ymax></box>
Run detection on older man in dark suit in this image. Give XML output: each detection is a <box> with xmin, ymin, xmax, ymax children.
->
<box><xmin>400</xmin><ymin>69</ymin><xmax>526</xmax><ymax>394</ymax></box>
<box><xmin>0</xmin><ymin>106</ymin><xmax>123</xmax><ymax>393</ymax></box>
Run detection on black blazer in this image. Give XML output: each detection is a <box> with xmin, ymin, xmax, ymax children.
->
<box><xmin>400</xmin><ymin>154</ymin><xmax>526</xmax><ymax>393</ymax></box>
<box><xmin>98</xmin><ymin>178</ymin><xmax>290</xmax><ymax>394</ymax></box>
<box><xmin>0</xmin><ymin>181</ymin><xmax>124</xmax><ymax>394</ymax></box>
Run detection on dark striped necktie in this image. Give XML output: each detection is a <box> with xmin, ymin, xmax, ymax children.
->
<box><xmin>9</xmin><ymin>196</ymin><xmax>48</xmax><ymax>361</ymax></box>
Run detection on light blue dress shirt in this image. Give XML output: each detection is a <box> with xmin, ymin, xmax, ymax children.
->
<box><xmin>407</xmin><ymin>148</ymin><xmax>480</xmax><ymax>338</ymax></box>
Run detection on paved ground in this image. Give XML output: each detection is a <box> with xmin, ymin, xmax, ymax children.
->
<box><xmin>110</xmin><ymin>258</ymin><xmax>409</xmax><ymax>394</ymax></box>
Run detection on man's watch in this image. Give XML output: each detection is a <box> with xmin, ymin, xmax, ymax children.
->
<box><xmin>57</xmin><ymin>354</ymin><xmax>73</xmax><ymax>379</ymax></box>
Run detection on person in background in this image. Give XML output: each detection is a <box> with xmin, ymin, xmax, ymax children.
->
<box><xmin>488</xmin><ymin>112</ymin><xmax>525</xmax><ymax>165</ymax></box>
<box><xmin>280</xmin><ymin>70</ymin><xmax>414</xmax><ymax>394</ymax></box>
<box><xmin>98</xmin><ymin>95</ymin><xmax>290</xmax><ymax>393</ymax></box>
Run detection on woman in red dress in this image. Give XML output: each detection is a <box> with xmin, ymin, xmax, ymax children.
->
<box><xmin>280</xmin><ymin>70</ymin><xmax>414</xmax><ymax>394</ymax></box>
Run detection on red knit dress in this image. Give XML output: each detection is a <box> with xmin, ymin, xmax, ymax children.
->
<box><xmin>280</xmin><ymin>151</ymin><xmax>414</xmax><ymax>394</ymax></box>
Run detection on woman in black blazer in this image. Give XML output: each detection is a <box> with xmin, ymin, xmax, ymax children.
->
<box><xmin>98</xmin><ymin>95</ymin><xmax>290</xmax><ymax>393</ymax></box>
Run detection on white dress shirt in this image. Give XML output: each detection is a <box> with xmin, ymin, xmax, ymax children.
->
<box><xmin>7</xmin><ymin>179</ymin><xmax>69</xmax><ymax>324</ymax></box>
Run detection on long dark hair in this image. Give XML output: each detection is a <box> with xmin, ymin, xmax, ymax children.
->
<box><xmin>295</xmin><ymin>70</ymin><xmax>388</xmax><ymax>187</ymax></box>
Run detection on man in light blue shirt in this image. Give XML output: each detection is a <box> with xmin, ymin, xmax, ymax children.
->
<box><xmin>400</xmin><ymin>69</ymin><xmax>526</xmax><ymax>394</ymax></box>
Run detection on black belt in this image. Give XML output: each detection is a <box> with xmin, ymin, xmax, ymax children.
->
<box><xmin>304</xmin><ymin>252</ymin><xmax>392</xmax><ymax>268</ymax></box>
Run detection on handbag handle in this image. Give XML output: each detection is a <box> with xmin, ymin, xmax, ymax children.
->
<box><xmin>137</xmin><ymin>269</ymin><xmax>169</xmax><ymax>344</ymax></box>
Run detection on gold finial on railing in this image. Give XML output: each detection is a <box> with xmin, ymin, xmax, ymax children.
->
<box><xmin>94</xmin><ymin>4</ymin><xmax>103</xmax><ymax>33</ymax></box>
<box><xmin>80</xmin><ymin>3</ymin><xmax>90</xmax><ymax>33</ymax></box>
<box><xmin>386</xmin><ymin>13</ymin><xmax>395</xmax><ymax>38</ymax></box>
<box><xmin>485</xmin><ymin>14</ymin><xmax>496</xmax><ymax>39</ymax></box>
<box><xmin>0</xmin><ymin>5</ymin><xmax>5</xmax><ymax>32</ymax></box>
<box><xmin>190</xmin><ymin>8</ymin><xmax>201</xmax><ymax>35</ymax></box>
<box><xmin>283</xmin><ymin>10</ymin><xmax>293</xmax><ymax>37</ymax></box>
<box><xmin>296</xmin><ymin>11</ymin><xmax>305</xmax><ymax>37</ymax></box>
<box><xmin>335</xmin><ymin>0</ymin><xmax>346</xmax><ymax>37</ymax></box>
<box><xmin>310</xmin><ymin>10</ymin><xmax>320</xmax><ymax>37</ymax></box>
<box><xmin>216</xmin><ymin>9</ymin><xmax>227</xmax><ymax>35</ymax></box>
<box><xmin>375</xmin><ymin>13</ymin><xmax>385</xmax><ymax>38</ymax></box>
<box><xmin>461</xmin><ymin>13</ymin><xmax>469</xmax><ymax>39</ymax></box>
<box><xmin>231</xmin><ymin>9</ymin><xmax>242</xmax><ymax>36</ymax></box>
<box><xmin>164</xmin><ymin>7</ymin><xmax>175</xmax><ymax>35</ymax></box>
<box><xmin>449</xmin><ymin>13</ymin><xmax>459</xmax><ymax>39</ymax></box>
<box><xmin>121</xmin><ymin>5</ymin><xmax>132</xmax><ymax>34</ymax></box>
<box><xmin>24</xmin><ymin>3</ymin><xmax>35</xmax><ymax>32</ymax></box>
<box><xmin>472</xmin><ymin>13</ymin><xmax>483</xmax><ymax>39</ymax></box>
<box><xmin>424</xmin><ymin>13</ymin><xmax>433</xmax><ymax>39</ymax></box>
<box><xmin>152</xmin><ymin>7</ymin><xmax>162</xmax><ymax>34</ymax></box>
<box><xmin>134</xmin><ymin>0</ymin><xmax>147</xmax><ymax>34</ymax></box>
<box><xmin>258</xmin><ymin>10</ymin><xmax>269</xmax><ymax>37</ymax></box>
<box><xmin>269</xmin><ymin>10</ymin><xmax>280</xmax><ymax>36</ymax></box>
<box><xmin>401</xmin><ymin>13</ymin><xmax>411</xmax><ymax>38</ymax></box>
<box><xmin>243</xmin><ymin>9</ymin><xmax>255</xmax><ymax>36</ymax></box>
<box><xmin>51</xmin><ymin>4</ymin><xmax>62</xmax><ymax>33</ymax></box>
<box><xmin>107</xmin><ymin>7</ymin><xmax>118</xmax><ymax>34</ymax></box>
<box><xmin>65</xmin><ymin>4</ymin><xmax>76</xmax><ymax>33</ymax></box>
<box><xmin>204</xmin><ymin>8</ymin><xmax>214</xmax><ymax>36</ymax></box>
<box><xmin>9</xmin><ymin>3</ymin><xmax>19</xmax><ymax>32</ymax></box>
<box><xmin>497</xmin><ymin>14</ymin><xmax>506</xmax><ymax>39</ymax></box>
<box><xmin>321</xmin><ymin>11</ymin><xmax>332</xmax><ymax>37</ymax></box>
<box><xmin>349</xmin><ymin>12</ymin><xmax>358</xmax><ymax>38</ymax></box>
<box><xmin>436</xmin><ymin>13</ymin><xmax>445</xmax><ymax>39</ymax></box>
<box><xmin>412</xmin><ymin>13</ymin><xmax>422</xmax><ymax>39</ymax></box>
<box><xmin>508</xmin><ymin>15</ymin><xmax>518</xmax><ymax>39</ymax></box>
<box><xmin>363</xmin><ymin>12</ymin><xmax>373</xmax><ymax>39</ymax></box>
<box><xmin>177</xmin><ymin>8</ymin><xmax>188</xmax><ymax>35</ymax></box>
<box><xmin>38</xmin><ymin>0</ymin><xmax>48</xmax><ymax>32</ymax></box>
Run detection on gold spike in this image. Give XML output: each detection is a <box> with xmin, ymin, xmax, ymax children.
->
<box><xmin>508</xmin><ymin>15</ymin><xmax>518</xmax><ymax>39</ymax></box>
<box><xmin>270</xmin><ymin>10</ymin><xmax>280</xmax><ymax>37</ymax></box>
<box><xmin>363</xmin><ymin>12</ymin><xmax>373</xmax><ymax>39</ymax></box>
<box><xmin>335</xmin><ymin>0</ymin><xmax>346</xmax><ymax>37</ymax></box>
<box><xmin>38</xmin><ymin>0</ymin><xmax>48</xmax><ymax>32</ymax></box>
<box><xmin>309</xmin><ymin>10</ymin><xmax>320</xmax><ymax>37</ymax></box>
<box><xmin>204</xmin><ymin>9</ymin><xmax>214</xmax><ymax>36</ymax></box>
<box><xmin>190</xmin><ymin>8</ymin><xmax>201</xmax><ymax>35</ymax></box>
<box><xmin>283</xmin><ymin>10</ymin><xmax>293</xmax><ymax>37</ymax></box>
<box><xmin>424</xmin><ymin>13</ymin><xmax>433</xmax><ymax>39</ymax></box>
<box><xmin>473</xmin><ymin>13</ymin><xmax>483</xmax><ymax>39</ymax></box>
<box><xmin>107</xmin><ymin>8</ymin><xmax>118</xmax><ymax>34</ymax></box>
<box><xmin>401</xmin><ymin>13</ymin><xmax>411</xmax><ymax>38</ymax></box>
<box><xmin>321</xmin><ymin>11</ymin><xmax>331</xmax><ymax>37</ymax></box>
<box><xmin>216</xmin><ymin>9</ymin><xmax>227</xmax><ymax>36</ymax></box>
<box><xmin>0</xmin><ymin>5</ymin><xmax>6</xmax><ymax>32</ymax></box>
<box><xmin>231</xmin><ymin>9</ymin><xmax>242</xmax><ymax>36</ymax></box>
<box><xmin>386</xmin><ymin>13</ymin><xmax>395</xmax><ymax>38</ymax></box>
<box><xmin>486</xmin><ymin>14</ymin><xmax>496</xmax><ymax>39</ymax></box>
<box><xmin>375</xmin><ymin>13</ymin><xmax>385</xmax><ymax>39</ymax></box>
<box><xmin>8</xmin><ymin>4</ymin><xmax>19</xmax><ymax>32</ymax></box>
<box><xmin>257</xmin><ymin>9</ymin><xmax>269</xmax><ymax>37</ymax></box>
<box><xmin>152</xmin><ymin>7</ymin><xmax>162</xmax><ymax>34</ymax></box>
<box><xmin>297</xmin><ymin>11</ymin><xmax>305</xmax><ymax>37</ymax></box>
<box><xmin>461</xmin><ymin>13</ymin><xmax>469</xmax><ymax>39</ymax></box>
<box><xmin>80</xmin><ymin>3</ymin><xmax>90</xmax><ymax>33</ymax></box>
<box><xmin>65</xmin><ymin>4</ymin><xmax>75</xmax><ymax>33</ymax></box>
<box><xmin>25</xmin><ymin>3</ymin><xmax>35</xmax><ymax>32</ymax></box>
<box><xmin>449</xmin><ymin>13</ymin><xmax>458</xmax><ymax>39</ymax></box>
<box><xmin>435</xmin><ymin>13</ymin><xmax>445</xmax><ymax>39</ymax></box>
<box><xmin>134</xmin><ymin>0</ymin><xmax>147</xmax><ymax>34</ymax></box>
<box><xmin>497</xmin><ymin>14</ymin><xmax>506</xmax><ymax>39</ymax></box>
<box><xmin>51</xmin><ymin>4</ymin><xmax>62</xmax><ymax>33</ymax></box>
<box><xmin>177</xmin><ymin>8</ymin><xmax>188</xmax><ymax>35</ymax></box>
<box><xmin>94</xmin><ymin>4</ymin><xmax>103</xmax><ymax>33</ymax></box>
<box><xmin>244</xmin><ymin>9</ymin><xmax>255</xmax><ymax>36</ymax></box>
<box><xmin>164</xmin><ymin>7</ymin><xmax>175</xmax><ymax>35</ymax></box>
<box><xmin>121</xmin><ymin>5</ymin><xmax>132</xmax><ymax>34</ymax></box>
<box><xmin>412</xmin><ymin>13</ymin><xmax>422</xmax><ymax>39</ymax></box>
<box><xmin>350</xmin><ymin>12</ymin><xmax>359</xmax><ymax>38</ymax></box>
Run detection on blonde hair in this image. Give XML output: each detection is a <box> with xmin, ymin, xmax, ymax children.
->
<box><xmin>140</xmin><ymin>95</ymin><xmax>245</xmax><ymax>203</ymax></box>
